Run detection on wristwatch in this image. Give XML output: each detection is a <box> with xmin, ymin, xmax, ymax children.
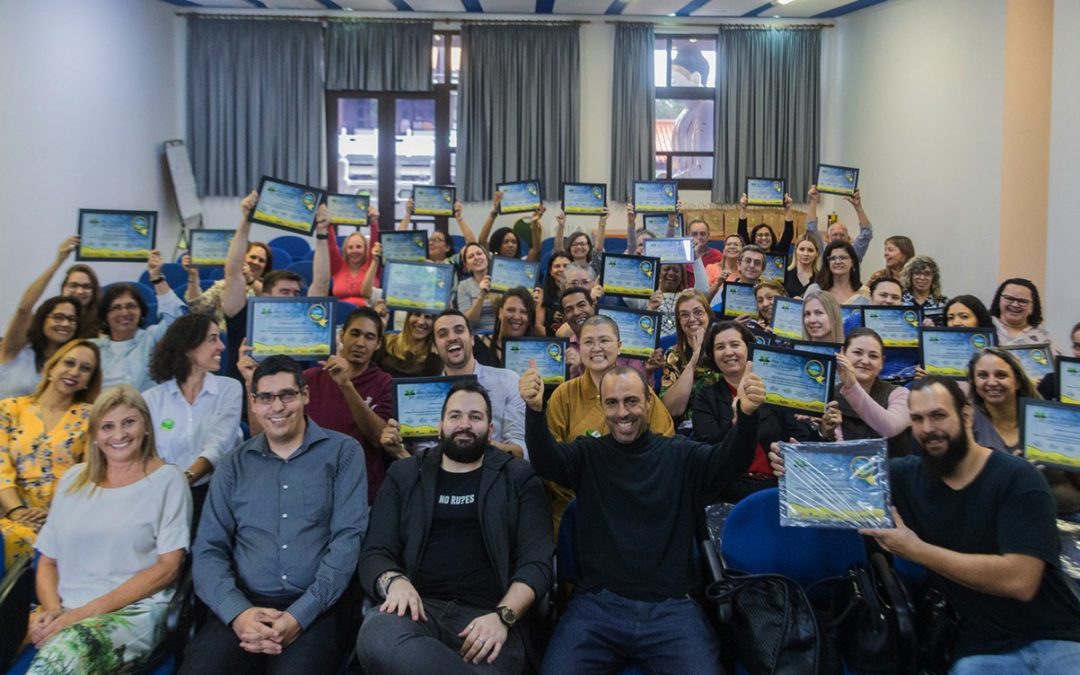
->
<box><xmin>379</xmin><ymin>573</ymin><xmax>407</xmax><ymax>599</ymax></box>
<box><xmin>496</xmin><ymin>605</ymin><xmax>517</xmax><ymax>628</ymax></box>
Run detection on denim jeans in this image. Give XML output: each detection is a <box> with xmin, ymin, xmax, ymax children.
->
<box><xmin>950</xmin><ymin>639</ymin><xmax>1080</xmax><ymax>675</ymax></box>
<box><xmin>540</xmin><ymin>589</ymin><xmax>723</xmax><ymax>675</ymax></box>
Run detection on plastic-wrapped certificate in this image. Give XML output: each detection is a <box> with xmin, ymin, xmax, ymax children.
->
<box><xmin>1059</xmin><ymin>357</ymin><xmax>1080</xmax><ymax>405</ymax></box>
<box><xmin>412</xmin><ymin>185</ymin><xmax>455</xmax><ymax>217</ymax></box>
<box><xmin>632</xmin><ymin>180</ymin><xmax>678</xmax><ymax>213</ymax></box>
<box><xmin>771</xmin><ymin>296</ymin><xmax>805</xmax><ymax>340</ymax></box>
<box><xmin>642</xmin><ymin>238</ymin><xmax>694</xmax><ymax>264</ymax></box>
<box><xmin>489</xmin><ymin>257</ymin><xmax>541</xmax><ymax>293</ymax></box>
<box><xmin>381</xmin><ymin>231</ymin><xmax>428</xmax><ymax>262</ymax></box>
<box><xmin>382</xmin><ymin>261</ymin><xmax>454</xmax><ymax>313</ymax></box>
<box><xmin>503</xmin><ymin>338</ymin><xmax>568</xmax><ymax>385</ymax></box>
<box><xmin>721</xmin><ymin>282</ymin><xmax>758</xmax><ymax>318</ymax></box>
<box><xmin>1021</xmin><ymin>398</ymin><xmax>1080</xmax><ymax>472</ymax></box>
<box><xmin>325</xmin><ymin>193</ymin><xmax>370</xmax><ymax>226</ymax></box>
<box><xmin>752</xmin><ymin>344</ymin><xmax>836</xmax><ymax>414</ymax></box>
<box><xmin>762</xmin><ymin>253</ymin><xmax>787</xmax><ymax>283</ymax></box>
<box><xmin>251</xmin><ymin>176</ymin><xmax>325</xmax><ymax>235</ymax></box>
<box><xmin>247</xmin><ymin>297</ymin><xmax>335</xmax><ymax>361</ymax></box>
<box><xmin>1002</xmin><ymin>344</ymin><xmax>1054</xmax><ymax>382</ymax></box>
<box><xmin>779</xmin><ymin>438</ymin><xmax>893</xmax><ymax>530</ymax></box>
<box><xmin>816</xmin><ymin>164</ymin><xmax>860</xmax><ymax>197</ymax></box>
<box><xmin>860</xmin><ymin>306</ymin><xmax>920</xmax><ymax>348</ymax></box>
<box><xmin>746</xmin><ymin>177</ymin><xmax>785</xmax><ymax>207</ymax></box>
<box><xmin>600</xmin><ymin>254</ymin><xmax>659</xmax><ymax>299</ymax></box>
<box><xmin>394</xmin><ymin>375</ymin><xmax>478</xmax><ymax>440</ymax></box>
<box><xmin>562</xmin><ymin>183</ymin><xmax>606</xmax><ymax>215</ymax></box>
<box><xmin>497</xmin><ymin>180</ymin><xmax>542</xmax><ymax>214</ymax></box>
<box><xmin>598</xmin><ymin>307</ymin><xmax>661</xmax><ymax>360</ymax></box>
<box><xmin>919</xmin><ymin>327</ymin><xmax>994</xmax><ymax>379</ymax></box>
<box><xmin>77</xmin><ymin>209</ymin><xmax>157</xmax><ymax>262</ymax></box>
<box><xmin>189</xmin><ymin>229</ymin><xmax>234</xmax><ymax>266</ymax></box>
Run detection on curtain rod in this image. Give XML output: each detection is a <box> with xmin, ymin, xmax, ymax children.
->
<box><xmin>606</xmin><ymin>20</ymin><xmax>833</xmax><ymax>29</ymax></box>
<box><xmin>178</xmin><ymin>12</ymin><xmax>584</xmax><ymax>25</ymax></box>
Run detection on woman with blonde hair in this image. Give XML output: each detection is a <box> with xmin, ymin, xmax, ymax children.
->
<box><xmin>899</xmin><ymin>255</ymin><xmax>947</xmax><ymax>324</ymax></box>
<box><xmin>801</xmin><ymin>289</ymin><xmax>845</xmax><ymax>345</ymax></box>
<box><xmin>25</xmin><ymin>385</ymin><xmax>191</xmax><ymax>674</ymax></box>
<box><xmin>784</xmin><ymin>233</ymin><xmax>819</xmax><ymax>298</ymax></box>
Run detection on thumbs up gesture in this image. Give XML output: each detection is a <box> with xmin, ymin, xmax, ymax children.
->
<box><xmin>736</xmin><ymin>362</ymin><xmax>766</xmax><ymax>415</ymax></box>
<box><xmin>519</xmin><ymin>359</ymin><xmax>545</xmax><ymax>412</ymax></box>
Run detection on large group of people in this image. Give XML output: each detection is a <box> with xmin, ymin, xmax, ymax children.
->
<box><xmin>1</xmin><ymin>183</ymin><xmax>1079</xmax><ymax>675</ymax></box>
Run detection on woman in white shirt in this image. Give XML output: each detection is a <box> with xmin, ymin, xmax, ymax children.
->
<box><xmin>27</xmin><ymin>385</ymin><xmax>192</xmax><ymax>674</ymax></box>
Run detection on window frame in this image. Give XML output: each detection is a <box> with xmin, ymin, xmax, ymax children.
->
<box><xmin>653</xmin><ymin>33</ymin><xmax>717</xmax><ymax>191</ymax></box>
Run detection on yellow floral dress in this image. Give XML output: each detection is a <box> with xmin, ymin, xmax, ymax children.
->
<box><xmin>0</xmin><ymin>396</ymin><xmax>90</xmax><ymax>570</ymax></box>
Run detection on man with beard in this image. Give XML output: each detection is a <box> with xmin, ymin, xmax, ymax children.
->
<box><xmin>859</xmin><ymin>377</ymin><xmax>1080</xmax><ymax>672</ymax></box>
<box><xmin>356</xmin><ymin>381</ymin><xmax>553</xmax><ymax>674</ymax></box>
<box><xmin>520</xmin><ymin>360</ymin><xmax>764</xmax><ymax>672</ymax></box>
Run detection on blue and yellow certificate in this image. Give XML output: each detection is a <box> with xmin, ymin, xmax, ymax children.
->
<box><xmin>252</xmin><ymin>177</ymin><xmax>324</xmax><ymax>235</ymax></box>
<box><xmin>633</xmin><ymin>180</ymin><xmax>678</xmax><ymax>213</ymax></box>
<box><xmin>504</xmin><ymin>338</ymin><xmax>568</xmax><ymax>385</ymax></box>
<box><xmin>497</xmin><ymin>180</ymin><xmax>543</xmax><ymax>214</ymax></box>
<box><xmin>762</xmin><ymin>253</ymin><xmax>787</xmax><ymax>283</ymax></box>
<box><xmin>189</xmin><ymin>229</ymin><xmax>234</xmax><ymax>266</ymax></box>
<box><xmin>752</xmin><ymin>345</ymin><xmax>836</xmax><ymax>414</ymax></box>
<box><xmin>860</xmin><ymin>306</ymin><xmax>920</xmax><ymax>348</ymax></box>
<box><xmin>771</xmin><ymin>296</ymin><xmax>805</xmax><ymax>340</ymax></box>
<box><xmin>1021</xmin><ymin>398</ymin><xmax>1080</xmax><ymax>471</ymax></box>
<box><xmin>394</xmin><ymin>375</ymin><xmax>478</xmax><ymax>440</ymax></box>
<box><xmin>919</xmin><ymin>327</ymin><xmax>994</xmax><ymax>378</ymax></box>
<box><xmin>382</xmin><ymin>261</ymin><xmax>454</xmax><ymax>313</ymax></box>
<box><xmin>600</xmin><ymin>253</ymin><xmax>659</xmax><ymax>299</ymax></box>
<box><xmin>381</xmin><ymin>230</ymin><xmax>429</xmax><ymax>262</ymax></box>
<box><xmin>746</xmin><ymin>177</ymin><xmax>785</xmax><ymax>207</ymax></box>
<box><xmin>77</xmin><ymin>209</ymin><xmax>156</xmax><ymax>261</ymax></box>
<box><xmin>643</xmin><ymin>238</ymin><xmax>694</xmax><ymax>264</ymax></box>
<box><xmin>722</xmin><ymin>282</ymin><xmax>758</xmax><ymax>318</ymax></box>
<box><xmin>489</xmin><ymin>257</ymin><xmax>541</xmax><ymax>293</ymax></box>
<box><xmin>1059</xmin><ymin>357</ymin><xmax>1080</xmax><ymax>405</ymax></box>
<box><xmin>412</xmin><ymin>185</ymin><xmax>455</xmax><ymax>217</ymax></box>
<box><xmin>778</xmin><ymin>438</ymin><xmax>893</xmax><ymax>529</ymax></box>
<box><xmin>643</xmin><ymin>214</ymin><xmax>682</xmax><ymax>238</ymax></box>
<box><xmin>325</xmin><ymin>193</ymin><xmax>370</xmax><ymax>226</ymax></box>
<box><xmin>247</xmin><ymin>297</ymin><xmax>335</xmax><ymax>361</ymax></box>
<box><xmin>816</xmin><ymin>164</ymin><xmax>860</xmax><ymax>197</ymax></box>
<box><xmin>1003</xmin><ymin>344</ymin><xmax>1054</xmax><ymax>382</ymax></box>
<box><xmin>562</xmin><ymin>183</ymin><xmax>606</xmax><ymax>215</ymax></box>
<box><xmin>598</xmin><ymin>307</ymin><xmax>661</xmax><ymax>359</ymax></box>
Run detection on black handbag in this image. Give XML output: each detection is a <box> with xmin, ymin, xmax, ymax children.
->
<box><xmin>913</xmin><ymin>578</ymin><xmax>959</xmax><ymax>675</ymax></box>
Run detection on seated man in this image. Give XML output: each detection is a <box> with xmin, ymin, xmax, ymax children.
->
<box><xmin>356</xmin><ymin>380</ymin><xmax>553</xmax><ymax>674</ymax></box>
<box><xmin>182</xmin><ymin>356</ymin><xmax>368</xmax><ymax>674</ymax></box>
<box><xmin>520</xmin><ymin>362</ymin><xmax>764</xmax><ymax>672</ymax></box>
<box><xmin>708</xmin><ymin>244</ymin><xmax>767</xmax><ymax>306</ymax></box>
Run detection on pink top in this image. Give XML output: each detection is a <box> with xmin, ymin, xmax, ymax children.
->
<box><xmin>328</xmin><ymin>224</ymin><xmax>381</xmax><ymax>307</ymax></box>
<box><xmin>837</xmin><ymin>381</ymin><xmax>910</xmax><ymax>440</ymax></box>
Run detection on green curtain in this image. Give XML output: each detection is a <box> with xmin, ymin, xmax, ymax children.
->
<box><xmin>610</xmin><ymin>24</ymin><xmax>656</xmax><ymax>203</ymax></box>
<box><xmin>326</xmin><ymin>21</ymin><xmax>433</xmax><ymax>92</ymax></box>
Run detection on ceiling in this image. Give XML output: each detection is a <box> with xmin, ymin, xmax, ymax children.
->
<box><xmin>161</xmin><ymin>0</ymin><xmax>888</xmax><ymax>20</ymax></box>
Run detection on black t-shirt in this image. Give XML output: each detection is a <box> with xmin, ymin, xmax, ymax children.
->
<box><xmin>414</xmin><ymin>468</ymin><xmax>502</xmax><ymax>609</ymax></box>
<box><xmin>224</xmin><ymin>305</ymin><xmax>247</xmax><ymax>383</ymax></box>
<box><xmin>890</xmin><ymin>452</ymin><xmax>1080</xmax><ymax>658</ymax></box>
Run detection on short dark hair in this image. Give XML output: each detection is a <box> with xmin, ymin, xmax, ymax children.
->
<box><xmin>262</xmin><ymin>270</ymin><xmax>303</xmax><ymax>294</ymax></box>
<box><xmin>844</xmin><ymin>326</ymin><xmax>884</xmax><ymax>352</ymax></box>
<box><xmin>99</xmin><ymin>283</ymin><xmax>148</xmax><ymax>335</ymax></box>
<box><xmin>559</xmin><ymin>286</ymin><xmax>592</xmax><ymax>310</ymax></box>
<box><xmin>943</xmin><ymin>295</ymin><xmax>993</xmax><ymax>328</ymax></box>
<box><xmin>343</xmin><ymin>306</ymin><xmax>384</xmax><ymax>343</ymax></box>
<box><xmin>599</xmin><ymin>364</ymin><xmax>652</xmax><ymax>400</ymax></box>
<box><xmin>910</xmin><ymin>375</ymin><xmax>969</xmax><ymax>418</ymax></box>
<box><xmin>704</xmin><ymin>320</ymin><xmax>753</xmax><ymax>372</ymax></box>
<box><xmin>252</xmin><ymin>355</ymin><xmax>306</xmax><ymax>393</ymax></box>
<box><xmin>990</xmin><ymin>278</ymin><xmax>1044</xmax><ymax>327</ymax></box>
<box><xmin>868</xmin><ymin>275</ymin><xmax>902</xmax><ymax>295</ymax></box>
<box><xmin>749</xmin><ymin>223</ymin><xmax>778</xmax><ymax>247</ymax></box>
<box><xmin>494</xmin><ymin>287</ymin><xmax>537</xmax><ymax>338</ymax></box>
<box><xmin>28</xmin><ymin>296</ymin><xmax>82</xmax><ymax>370</ymax></box>
<box><xmin>434</xmin><ymin>308</ymin><xmax>472</xmax><ymax>336</ymax></box>
<box><xmin>440</xmin><ymin>380</ymin><xmax>492</xmax><ymax>422</ymax></box>
<box><xmin>150</xmin><ymin>314</ymin><xmax>216</xmax><ymax>384</ymax></box>
<box><xmin>739</xmin><ymin>244</ymin><xmax>767</xmax><ymax>261</ymax></box>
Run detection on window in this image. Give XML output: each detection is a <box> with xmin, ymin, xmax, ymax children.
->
<box><xmin>653</xmin><ymin>36</ymin><xmax>717</xmax><ymax>189</ymax></box>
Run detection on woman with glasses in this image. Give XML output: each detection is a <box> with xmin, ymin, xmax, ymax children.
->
<box><xmin>60</xmin><ymin>264</ymin><xmax>102</xmax><ymax>338</ymax></box>
<box><xmin>990</xmin><ymin>278</ymin><xmax>1060</xmax><ymax>353</ymax></box>
<box><xmin>899</xmin><ymin>255</ymin><xmax>948</xmax><ymax>325</ymax></box>
<box><xmin>706</xmin><ymin>234</ymin><xmax>744</xmax><ymax>289</ymax></box>
<box><xmin>804</xmin><ymin>241</ymin><xmax>867</xmax><ymax>306</ymax></box>
<box><xmin>736</xmin><ymin>192</ymin><xmax>795</xmax><ymax>254</ymax></box>
<box><xmin>401</xmin><ymin>197</ymin><xmax>475</xmax><ymax>271</ymax></box>
<box><xmin>660</xmin><ymin>291</ymin><xmax>720</xmax><ymax>431</ymax></box>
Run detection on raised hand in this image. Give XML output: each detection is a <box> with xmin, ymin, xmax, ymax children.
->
<box><xmin>518</xmin><ymin>359</ymin><xmax>544</xmax><ymax>411</ymax></box>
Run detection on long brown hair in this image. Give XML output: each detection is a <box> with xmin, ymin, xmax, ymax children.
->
<box><xmin>68</xmin><ymin>385</ymin><xmax>160</xmax><ymax>493</ymax></box>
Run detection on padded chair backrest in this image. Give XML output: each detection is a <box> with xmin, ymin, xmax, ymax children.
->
<box><xmin>721</xmin><ymin>488</ymin><xmax>867</xmax><ymax>587</ymax></box>
<box><xmin>602</xmin><ymin>237</ymin><xmax>629</xmax><ymax>254</ymax></box>
<box><xmin>285</xmin><ymin>260</ymin><xmax>314</xmax><ymax>286</ymax></box>
<box><xmin>199</xmin><ymin>266</ymin><xmax>224</xmax><ymax>282</ymax></box>
<box><xmin>267</xmin><ymin>235</ymin><xmax>312</xmax><ymax>260</ymax></box>
<box><xmin>269</xmin><ymin>247</ymin><xmax>293</xmax><ymax>270</ymax></box>
<box><xmin>334</xmin><ymin>301</ymin><xmax>359</xmax><ymax>326</ymax></box>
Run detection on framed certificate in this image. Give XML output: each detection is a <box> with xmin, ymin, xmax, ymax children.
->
<box><xmin>380</xmin><ymin>230</ymin><xmax>429</xmax><ymax>263</ymax></box>
<box><xmin>600</xmin><ymin>253</ymin><xmax>660</xmax><ymax>299</ymax></box>
<box><xmin>504</xmin><ymin>338</ymin><xmax>569</xmax><ymax>386</ymax></box>
<box><xmin>815</xmin><ymin>164</ymin><xmax>860</xmax><ymax>197</ymax></box>
<box><xmin>762</xmin><ymin>253</ymin><xmax>787</xmax><ymax>283</ymax></box>
<box><xmin>497</xmin><ymin>180</ymin><xmax>543</xmax><ymax>214</ymax></box>
<box><xmin>76</xmin><ymin>209</ymin><xmax>157</xmax><ymax>262</ymax></box>
<box><xmin>632</xmin><ymin>180</ymin><xmax>678</xmax><ymax>214</ymax></box>
<box><xmin>393</xmin><ymin>375</ymin><xmax>478</xmax><ymax>440</ymax></box>
<box><xmin>778</xmin><ymin>438</ymin><xmax>893</xmax><ymax>529</ymax></box>
<box><xmin>642</xmin><ymin>238</ymin><xmax>695</xmax><ymax>264</ymax></box>
<box><xmin>382</xmin><ymin>261</ymin><xmax>455</xmax><ymax>313</ymax></box>
<box><xmin>489</xmin><ymin>257</ymin><xmax>541</xmax><ymax>293</ymax></box>
<box><xmin>860</xmin><ymin>305</ymin><xmax>921</xmax><ymax>348</ymax></box>
<box><xmin>562</xmin><ymin>183</ymin><xmax>607</xmax><ymax>215</ymax></box>
<box><xmin>325</xmin><ymin>193</ymin><xmax>370</xmax><ymax>226</ymax></box>
<box><xmin>643</xmin><ymin>213</ymin><xmax>683</xmax><ymax>237</ymax></box>
<box><xmin>787</xmin><ymin>339</ymin><xmax>841</xmax><ymax>357</ymax></box>
<box><xmin>751</xmin><ymin>344</ymin><xmax>836</xmax><ymax>414</ymax></box>
<box><xmin>746</xmin><ymin>177</ymin><xmax>785</xmax><ymax>207</ymax></box>
<box><xmin>771</xmin><ymin>296</ymin><xmax>804</xmax><ymax>340</ymax></box>
<box><xmin>251</xmin><ymin>177</ymin><xmax>325</xmax><ymax>235</ymax></box>
<box><xmin>412</xmin><ymin>185</ymin><xmax>456</xmax><ymax>217</ymax></box>
<box><xmin>840</xmin><ymin>304</ymin><xmax>863</xmax><ymax>329</ymax></box>
<box><xmin>598</xmin><ymin>307</ymin><xmax>662</xmax><ymax>360</ymax></box>
<box><xmin>247</xmin><ymin>297</ymin><xmax>335</xmax><ymax>362</ymax></box>
<box><xmin>1001</xmin><ymin>344</ymin><xmax>1054</xmax><ymax>383</ymax></box>
<box><xmin>1021</xmin><ymin>398</ymin><xmax>1080</xmax><ymax>472</ymax></box>
<box><xmin>918</xmin><ymin>327</ymin><xmax>995</xmax><ymax>379</ymax></box>
<box><xmin>720</xmin><ymin>282</ymin><xmax>758</xmax><ymax>318</ymax></box>
<box><xmin>188</xmin><ymin>229</ymin><xmax>234</xmax><ymax>267</ymax></box>
<box><xmin>1058</xmin><ymin>356</ymin><xmax>1080</xmax><ymax>405</ymax></box>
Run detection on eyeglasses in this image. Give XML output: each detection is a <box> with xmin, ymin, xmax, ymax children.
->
<box><xmin>677</xmin><ymin>309</ymin><xmax>707</xmax><ymax>321</ymax></box>
<box><xmin>741</xmin><ymin>259</ymin><xmax>764</xmax><ymax>268</ymax></box>
<box><xmin>912</xmin><ymin>270</ymin><xmax>935</xmax><ymax>278</ymax></box>
<box><xmin>46</xmin><ymin>313</ymin><xmax>79</xmax><ymax>325</ymax></box>
<box><xmin>1000</xmin><ymin>294</ymin><xmax>1031</xmax><ymax>308</ymax></box>
<box><xmin>827</xmin><ymin>256</ymin><xmax>852</xmax><ymax>264</ymax></box>
<box><xmin>63</xmin><ymin>282</ymin><xmax>94</xmax><ymax>291</ymax></box>
<box><xmin>252</xmin><ymin>389</ymin><xmax>301</xmax><ymax>406</ymax></box>
<box><xmin>107</xmin><ymin>303</ymin><xmax>140</xmax><ymax>313</ymax></box>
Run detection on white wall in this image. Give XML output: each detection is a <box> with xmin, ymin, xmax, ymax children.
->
<box><xmin>1046</xmin><ymin>0</ymin><xmax>1080</xmax><ymax>346</ymax></box>
<box><xmin>0</xmin><ymin>0</ymin><xmax>184</xmax><ymax>322</ymax></box>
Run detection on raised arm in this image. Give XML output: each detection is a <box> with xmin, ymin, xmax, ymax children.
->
<box><xmin>1</xmin><ymin>236</ymin><xmax>78</xmax><ymax>362</ymax></box>
<box><xmin>625</xmin><ymin>203</ymin><xmax>638</xmax><ymax>255</ymax></box>
<box><xmin>476</xmin><ymin>191</ymin><xmax>503</xmax><ymax>253</ymax></box>
<box><xmin>777</xmin><ymin>194</ymin><xmax>795</xmax><ymax>252</ymax></box>
<box><xmin>805</xmin><ymin>185</ymin><xmax>824</xmax><ymax>253</ymax></box>
<box><xmin>736</xmin><ymin>193</ymin><xmax>750</xmax><ymax>244</ymax></box>
<box><xmin>519</xmin><ymin>364</ymin><xmax>583</xmax><ymax>487</ymax></box>
<box><xmin>593</xmin><ymin>208</ymin><xmax>609</xmax><ymax>254</ymax></box>
<box><xmin>846</xmin><ymin>189</ymin><xmax>873</xmax><ymax>260</ymax></box>
<box><xmin>553</xmin><ymin>211</ymin><xmax>566</xmax><ymax>253</ymax></box>
<box><xmin>360</xmin><ymin>243</ymin><xmax>380</xmax><ymax>301</ymax></box>
<box><xmin>453</xmin><ymin>201</ymin><xmax>478</xmax><ymax>244</ymax></box>
<box><xmin>308</xmin><ymin>205</ymin><xmax>331</xmax><ymax>296</ymax></box>
<box><xmin>526</xmin><ymin>206</ymin><xmax>545</xmax><ymax>263</ymax></box>
<box><xmin>223</xmin><ymin>191</ymin><xmax>258</xmax><ymax>318</ymax></box>
<box><xmin>398</xmin><ymin>199</ymin><xmax>413</xmax><ymax>231</ymax></box>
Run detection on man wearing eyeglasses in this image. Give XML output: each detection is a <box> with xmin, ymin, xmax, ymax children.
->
<box><xmin>183</xmin><ymin>355</ymin><xmax>368</xmax><ymax>674</ymax></box>
<box><xmin>708</xmin><ymin>244</ymin><xmax>767</xmax><ymax>307</ymax></box>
